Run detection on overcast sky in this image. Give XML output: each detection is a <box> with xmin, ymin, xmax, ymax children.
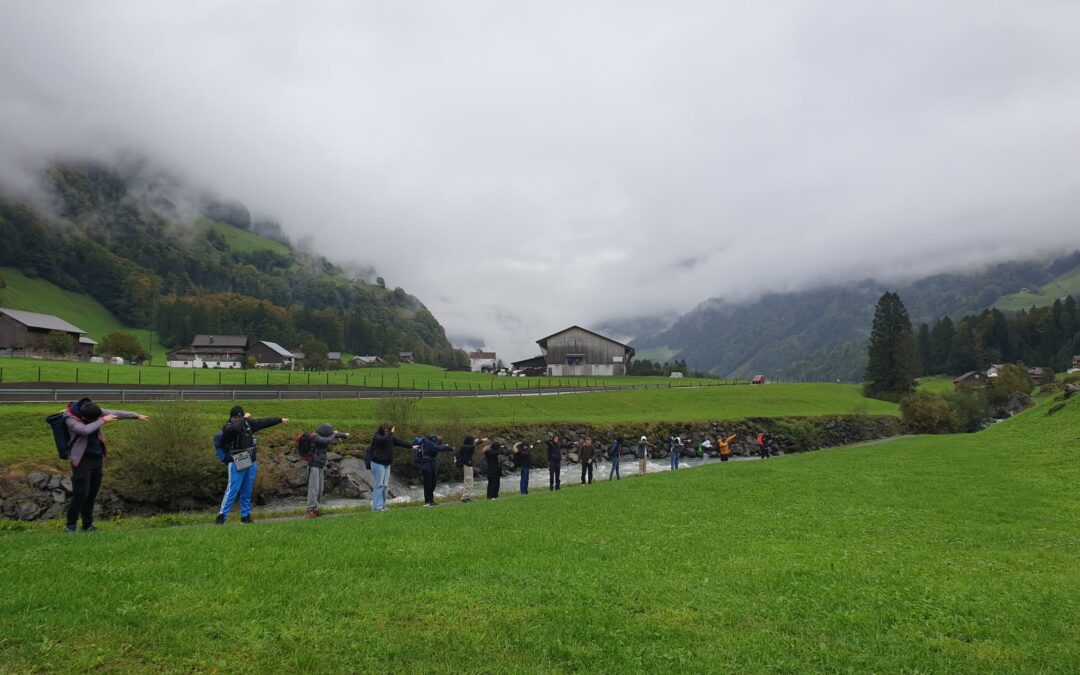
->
<box><xmin>2</xmin><ymin>1</ymin><xmax>1080</xmax><ymax>359</ymax></box>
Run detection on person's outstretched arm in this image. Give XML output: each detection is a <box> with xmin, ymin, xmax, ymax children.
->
<box><xmin>102</xmin><ymin>409</ymin><xmax>150</xmax><ymax>422</ymax></box>
<box><xmin>249</xmin><ymin>416</ymin><xmax>288</xmax><ymax>432</ymax></box>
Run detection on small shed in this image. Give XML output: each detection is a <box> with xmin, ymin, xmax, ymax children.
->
<box><xmin>399</xmin><ymin>352</ymin><xmax>415</xmax><ymax>364</ymax></box>
<box><xmin>249</xmin><ymin>341</ymin><xmax>296</xmax><ymax>369</ymax></box>
<box><xmin>954</xmin><ymin>371</ymin><xmax>989</xmax><ymax>389</ymax></box>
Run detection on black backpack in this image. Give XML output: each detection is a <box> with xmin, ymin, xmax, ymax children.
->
<box><xmin>46</xmin><ymin>412</ymin><xmax>72</xmax><ymax>460</ymax></box>
<box><xmin>296</xmin><ymin>433</ymin><xmax>316</xmax><ymax>461</ymax></box>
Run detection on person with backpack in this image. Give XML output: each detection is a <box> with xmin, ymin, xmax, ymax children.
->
<box><xmin>456</xmin><ymin>435</ymin><xmax>486</xmax><ymax>503</ymax></box>
<box><xmin>61</xmin><ymin>397</ymin><xmax>149</xmax><ymax>533</ymax></box>
<box><xmin>215</xmin><ymin>406</ymin><xmax>288</xmax><ymax>525</ymax></box>
<box><xmin>418</xmin><ymin>435</ymin><xmax>454</xmax><ymax>507</ymax></box>
<box><xmin>669</xmin><ymin>433</ymin><xmax>683</xmax><ymax>470</ymax></box>
<box><xmin>543</xmin><ymin>435</ymin><xmax>567</xmax><ymax>491</ymax></box>
<box><xmin>579</xmin><ymin>437</ymin><xmax>595</xmax><ymax>485</ymax></box>
<box><xmin>637</xmin><ymin>435</ymin><xmax>650</xmax><ymax>475</ymax></box>
<box><xmin>369</xmin><ymin>424</ymin><xmax>419</xmax><ymax>512</ymax></box>
<box><xmin>302</xmin><ymin>424</ymin><xmax>350</xmax><ymax>519</ymax></box>
<box><xmin>483</xmin><ymin>441</ymin><xmax>508</xmax><ymax>499</ymax></box>
<box><xmin>608</xmin><ymin>436</ymin><xmax>624</xmax><ymax>480</ymax></box>
<box><xmin>718</xmin><ymin>433</ymin><xmax>736</xmax><ymax>462</ymax></box>
<box><xmin>512</xmin><ymin>440</ymin><xmax>532</xmax><ymax>495</ymax></box>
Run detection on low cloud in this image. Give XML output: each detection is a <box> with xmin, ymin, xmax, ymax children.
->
<box><xmin>2</xmin><ymin>1</ymin><xmax>1080</xmax><ymax>359</ymax></box>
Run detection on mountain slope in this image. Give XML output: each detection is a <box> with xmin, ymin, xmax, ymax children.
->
<box><xmin>636</xmin><ymin>252</ymin><xmax>1080</xmax><ymax>381</ymax></box>
<box><xmin>0</xmin><ymin>160</ymin><xmax>460</xmax><ymax>363</ymax></box>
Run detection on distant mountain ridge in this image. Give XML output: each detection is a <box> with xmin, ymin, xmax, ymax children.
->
<box><xmin>633</xmin><ymin>251</ymin><xmax>1080</xmax><ymax>382</ymax></box>
<box><xmin>0</xmin><ymin>160</ymin><xmax>462</xmax><ymax>364</ymax></box>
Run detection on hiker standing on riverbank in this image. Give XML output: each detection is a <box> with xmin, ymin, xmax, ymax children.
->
<box><xmin>544</xmin><ymin>436</ymin><xmax>566</xmax><ymax>491</ymax></box>
<box><xmin>62</xmin><ymin>397</ymin><xmax>149</xmax><ymax>533</ymax></box>
<box><xmin>608</xmin><ymin>436</ymin><xmax>623</xmax><ymax>480</ymax></box>
<box><xmin>580</xmin><ymin>438</ymin><xmax>595</xmax><ymax>484</ymax></box>
<box><xmin>484</xmin><ymin>441</ymin><xmax>508</xmax><ymax>499</ymax></box>
<box><xmin>698</xmin><ymin>438</ymin><xmax>713</xmax><ymax>465</ymax></box>
<box><xmin>637</xmin><ymin>436</ymin><xmax>649</xmax><ymax>474</ymax></box>
<box><xmin>369</xmin><ymin>424</ymin><xmax>418</xmax><ymax>512</ymax></box>
<box><xmin>757</xmin><ymin>432</ymin><xmax>771</xmax><ymax>459</ymax></box>
<box><xmin>418</xmin><ymin>435</ymin><xmax>454</xmax><ymax>507</ymax></box>
<box><xmin>513</xmin><ymin>440</ymin><xmax>532</xmax><ymax>495</ymax></box>
<box><xmin>718</xmin><ymin>433</ymin><xmax>735</xmax><ymax>462</ymax></box>
<box><xmin>304</xmin><ymin>424</ymin><xmax>349</xmax><ymax>518</ymax></box>
<box><xmin>457</xmin><ymin>436</ymin><xmax>484</xmax><ymax>503</ymax></box>
<box><xmin>669</xmin><ymin>433</ymin><xmax>683</xmax><ymax>470</ymax></box>
<box><xmin>216</xmin><ymin>406</ymin><xmax>288</xmax><ymax>525</ymax></box>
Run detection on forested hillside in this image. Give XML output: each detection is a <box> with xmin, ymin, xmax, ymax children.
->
<box><xmin>635</xmin><ymin>252</ymin><xmax>1080</xmax><ymax>381</ymax></box>
<box><xmin>0</xmin><ymin>161</ymin><xmax>463</xmax><ymax>365</ymax></box>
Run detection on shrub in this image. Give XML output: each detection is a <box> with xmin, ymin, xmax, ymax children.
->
<box><xmin>43</xmin><ymin>330</ymin><xmax>74</xmax><ymax>356</ymax></box>
<box><xmin>943</xmin><ymin>390</ymin><xmax>991</xmax><ymax>432</ymax></box>
<box><xmin>901</xmin><ymin>392</ymin><xmax>958</xmax><ymax>434</ymax></box>
<box><xmin>988</xmin><ymin>364</ymin><xmax>1032</xmax><ymax>408</ymax></box>
<box><xmin>109</xmin><ymin>405</ymin><xmax>225</xmax><ymax>504</ymax></box>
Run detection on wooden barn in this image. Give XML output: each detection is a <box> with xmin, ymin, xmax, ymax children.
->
<box><xmin>469</xmin><ymin>351</ymin><xmax>497</xmax><ymax>372</ymax></box>
<box><xmin>536</xmin><ymin>326</ymin><xmax>634</xmax><ymax>377</ymax></box>
<box><xmin>248</xmin><ymin>341</ymin><xmax>296</xmax><ymax>369</ymax></box>
<box><xmin>0</xmin><ymin>307</ymin><xmax>92</xmax><ymax>357</ymax></box>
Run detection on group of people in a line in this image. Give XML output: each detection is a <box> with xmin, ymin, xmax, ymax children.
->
<box><xmin>56</xmin><ymin>397</ymin><xmax>777</xmax><ymax>531</ymax></box>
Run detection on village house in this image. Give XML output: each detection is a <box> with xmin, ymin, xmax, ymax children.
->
<box><xmin>247</xmin><ymin>341</ymin><xmax>296</xmax><ymax>369</ymax></box>
<box><xmin>1071</xmin><ymin>356</ymin><xmax>1080</xmax><ymax>373</ymax></box>
<box><xmin>954</xmin><ymin>371</ymin><xmax>989</xmax><ymax>389</ymax></box>
<box><xmin>1027</xmin><ymin>366</ymin><xmax>1055</xmax><ymax>385</ymax></box>
<box><xmin>167</xmin><ymin>334</ymin><xmax>248</xmax><ymax>369</ymax></box>
<box><xmin>469</xmin><ymin>351</ymin><xmax>497</xmax><ymax>372</ymax></box>
<box><xmin>351</xmin><ymin>355</ymin><xmax>385</xmax><ymax>367</ymax></box>
<box><xmin>534</xmin><ymin>325</ymin><xmax>635</xmax><ymax>377</ymax></box>
<box><xmin>0</xmin><ymin>307</ymin><xmax>94</xmax><ymax>358</ymax></box>
<box><xmin>328</xmin><ymin>351</ymin><xmax>342</xmax><ymax>365</ymax></box>
<box><xmin>399</xmin><ymin>351</ymin><xmax>415</xmax><ymax>364</ymax></box>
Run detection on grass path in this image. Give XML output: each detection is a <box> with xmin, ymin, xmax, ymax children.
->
<box><xmin>1</xmin><ymin>398</ymin><xmax>1077</xmax><ymax>671</ymax></box>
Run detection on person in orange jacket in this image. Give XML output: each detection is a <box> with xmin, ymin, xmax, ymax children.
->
<box><xmin>757</xmin><ymin>431</ymin><xmax>770</xmax><ymax>459</ymax></box>
<box><xmin>717</xmin><ymin>433</ymin><xmax>736</xmax><ymax>462</ymax></box>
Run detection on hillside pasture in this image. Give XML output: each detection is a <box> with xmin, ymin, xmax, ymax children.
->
<box><xmin>0</xmin><ymin>397</ymin><xmax>1076</xmax><ymax>671</ymax></box>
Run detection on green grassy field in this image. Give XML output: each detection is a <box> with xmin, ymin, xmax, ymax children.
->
<box><xmin>198</xmin><ymin>218</ymin><xmax>292</xmax><ymax>255</ymax></box>
<box><xmin>0</xmin><ymin>383</ymin><xmax>896</xmax><ymax>466</ymax></box>
<box><xmin>0</xmin><ymin>357</ymin><xmax>724</xmax><ymax>389</ymax></box>
<box><xmin>1</xmin><ymin>395</ymin><xmax>1077</xmax><ymax>671</ymax></box>
<box><xmin>992</xmin><ymin>266</ymin><xmax>1080</xmax><ymax>312</ymax></box>
<box><xmin>917</xmin><ymin>376</ymin><xmax>956</xmax><ymax>393</ymax></box>
<box><xmin>0</xmin><ymin>268</ymin><xmax>166</xmax><ymax>355</ymax></box>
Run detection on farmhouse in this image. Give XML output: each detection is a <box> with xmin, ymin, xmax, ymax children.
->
<box><xmin>351</xmin><ymin>355</ymin><xmax>384</xmax><ymax>366</ymax></box>
<box><xmin>469</xmin><ymin>351</ymin><xmax>497</xmax><ymax>372</ymax></box>
<box><xmin>167</xmin><ymin>334</ymin><xmax>248</xmax><ymax>369</ymax></box>
<box><xmin>399</xmin><ymin>351</ymin><xmax>415</xmax><ymax>364</ymax></box>
<box><xmin>0</xmin><ymin>307</ymin><xmax>92</xmax><ymax>357</ymax></box>
<box><xmin>1027</xmin><ymin>366</ymin><xmax>1054</xmax><ymax>385</ymax></box>
<box><xmin>328</xmin><ymin>351</ymin><xmax>342</xmax><ymax>364</ymax></box>
<box><xmin>248</xmin><ymin>341</ymin><xmax>296</xmax><ymax>369</ymax></box>
<box><xmin>536</xmin><ymin>325</ymin><xmax>634</xmax><ymax>377</ymax></box>
<box><xmin>1071</xmin><ymin>356</ymin><xmax>1080</xmax><ymax>373</ymax></box>
<box><xmin>954</xmin><ymin>371</ymin><xmax>989</xmax><ymax>389</ymax></box>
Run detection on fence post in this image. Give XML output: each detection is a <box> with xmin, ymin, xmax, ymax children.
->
<box><xmin>38</xmin><ymin>366</ymin><xmax>42</xmax><ymax>383</ymax></box>
<box><xmin>138</xmin><ymin>370</ymin><xmax>141</xmax><ymax>385</ymax></box>
<box><xmin>54</xmin><ymin>388</ymin><xmax>58</xmax><ymax>402</ymax></box>
<box><xmin>122</xmin><ymin>389</ymin><xmax>126</xmax><ymax>403</ymax></box>
<box><xmin>106</xmin><ymin>369</ymin><xmax>110</xmax><ymax>385</ymax></box>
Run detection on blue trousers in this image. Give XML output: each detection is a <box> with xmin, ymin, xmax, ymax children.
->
<box><xmin>609</xmin><ymin>458</ymin><xmax>620</xmax><ymax>480</ymax></box>
<box><xmin>371</xmin><ymin>462</ymin><xmax>391</xmax><ymax>511</ymax></box>
<box><xmin>219</xmin><ymin>461</ymin><xmax>257</xmax><ymax>519</ymax></box>
<box><xmin>670</xmin><ymin>451</ymin><xmax>680</xmax><ymax>470</ymax></box>
<box><xmin>519</xmin><ymin>467</ymin><xmax>530</xmax><ymax>495</ymax></box>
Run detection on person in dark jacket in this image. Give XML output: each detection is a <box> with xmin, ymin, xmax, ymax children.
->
<box><xmin>216</xmin><ymin>406</ymin><xmax>288</xmax><ymax>524</ymax></box>
<box><xmin>304</xmin><ymin>423</ymin><xmax>350</xmax><ymax>518</ymax></box>
<box><xmin>669</xmin><ymin>433</ymin><xmax>683</xmax><ymax>470</ymax></box>
<box><xmin>419</xmin><ymin>435</ymin><xmax>454</xmax><ymax>506</ymax></box>
<box><xmin>543</xmin><ymin>436</ymin><xmax>568</xmax><ymax>491</ymax></box>
<box><xmin>512</xmin><ymin>441</ymin><xmax>532</xmax><ymax>495</ymax></box>
<box><xmin>579</xmin><ymin>438</ymin><xmax>595</xmax><ymax>485</ymax></box>
<box><xmin>483</xmin><ymin>441</ymin><xmax>508</xmax><ymax>499</ymax></box>
<box><xmin>456</xmin><ymin>436</ymin><xmax>487</xmax><ymax>503</ymax></box>
<box><xmin>608</xmin><ymin>436</ymin><xmax>624</xmax><ymax>480</ymax></box>
<box><xmin>369</xmin><ymin>424</ymin><xmax>418</xmax><ymax>512</ymax></box>
<box><xmin>62</xmin><ymin>397</ymin><xmax>149</xmax><ymax>533</ymax></box>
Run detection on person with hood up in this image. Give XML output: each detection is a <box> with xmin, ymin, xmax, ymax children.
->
<box><xmin>608</xmin><ymin>436</ymin><xmax>624</xmax><ymax>480</ymax></box>
<box><xmin>456</xmin><ymin>435</ymin><xmax>486</xmax><ymax>503</ymax></box>
<box><xmin>637</xmin><ymin>436</ymin><xmax>650</xmax><ymax>475</ymax></box>
<box><xmin>216</xmin><ymin>406</ymin><xmax>288</xmax><ymax>524</ymax></box>
<box><xmin>62</xmin><ymin>397</ymin><xmax>149</xmax><ymax>533</ymax></box>
<box><xmin>512</xmin><ymin>440</ymin><xmax>533</xmax><ymax>495</ymax></box>
<box><xmin>368</xmin><ymin>423</ymin><xmax>419</xmax><ymax>512</ymax></box>
<box><xmin>579</xmin><ymin>437</ymin><xmax>595</xmax><ymax>485</ymax></box>
<box><xmin>483</xmin><ymin>440</ymin><xmax>509</xmax><ymax>499</ymax></box>
<box><xmin>543</xmin><ymin>435</ymin><xmax>569</xmax><ymax>491</ymax></box>
<box><xmin>419</xmin><ymin>435</ymin><xmax>455</xmax><ymax>507</ymax></box>
<box><xmin>304</xmin><ymin>423</ymin><xmax>350</xmax><ymax>518</ymax></box>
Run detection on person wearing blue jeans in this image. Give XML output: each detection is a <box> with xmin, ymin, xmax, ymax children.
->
<box><xmin>513</xmin><ymin>441</ymin><xmax>532</xmax><ymax>495</ymax></box>
<box><xmin>215</xmin><ymin>406</ymin><xmax>288</xmax><ymax>524</ymax></box>
<box><xmin>669</xmin><ymin>433</ymin><xmax>682</xmax><ymax>470</ymax></box>
<box><xmin>608</xmin><ymin>436</ymin><xmax>623</xmax><ymax>480</ymax></box>
<box><xmin>368</xmin><ymin>424</ymin><xmax>418</xmax><ymax>512</ymax></box>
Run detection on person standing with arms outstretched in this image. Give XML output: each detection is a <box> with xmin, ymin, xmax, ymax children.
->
<box><xmin>637</xmin><ymin>436</ymin><xmax>649</xmax><ymax>475</ymax></box>
<box><xmin>579</xmin><ymin>437</ymin><xmax>595</xmax><ymax>484</ymax></box>
<box><xmin>368</xmin><ymin>423</ymin><xmax>418</xmax><ymax>512</ymax></box>
<box><xmin>608</xmin><ymin>436</ymin><xmax>623</xmax><ymax>480</ymax></box>
<box><xmin>543</xmin><ymin>436</ymin><xmax>566</xmax><ymax>491</ymax></box>
<box><xmin>718</xmin><ymin>433</ymin><xmax>735</xmax><ymax>462</ymax></box>
<box><xmin>216</xmin><ymin>406</ymin><xmax>288</xmax><ymax>524</ymax></box>
<box><xmin>419</xmin><ymin>435</ymin><xmax>454</xmax><ymax>507</ymax></box>
<box><xmin>483</xmin><ymin>440</ymin><xmax>508</xmax><ymax>499</ymax></box>
<box><xmin>512</xmin><ymin>440</ymin><xmax>532</xmax><ymax>495</ymax></box>
<box><xmin>62</xmin><ymin>397</ymin><xmax>149</xmax><ymax>533</ymax></box>
<box><xmin>669</xmin><ymin>433</ymin><xmax>683</xmax><ymax>470</ymax></box>
<box><xmin>457</xmin><ymin>436</ymin><xmax>485</xmax><ymax>503</ymax></box>
<box><xmin>304</xmin><ymin>423</ymin><xmax>350</xmax><ymax>518</ymax></box>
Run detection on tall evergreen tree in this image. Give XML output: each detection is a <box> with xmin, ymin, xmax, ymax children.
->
<box><xmin>916</xmin><ymin>323</ymin><xmax>932</xmax><ymax>376</ymax></box>
<box><xmin>929</xmin><ymin>316</ymin><xmax>954</xmax><ymax>374</ymax></box>
<box><xmin>864</xmin><ymin>292</ymin><xmax>919</xmax><ymax>398</ymax></box>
